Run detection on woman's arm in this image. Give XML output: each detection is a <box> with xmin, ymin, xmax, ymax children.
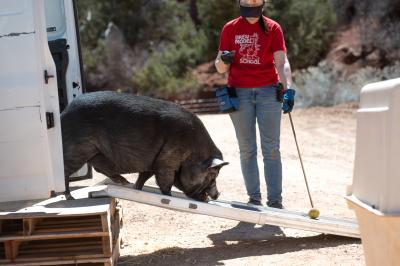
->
<box><xmin>215</xmin><ymin>51</ymin><xmax>230</xmax><ymax>74</ymax></box>
<box><xmin>274</xmin><ymin>50</ymin><xmax>293</xmax><ymax>90</ymax></box>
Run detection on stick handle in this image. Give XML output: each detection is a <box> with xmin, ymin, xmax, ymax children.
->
<box><xmin>288</xmin><ymin>113</ymin><xmax>314</xmax><ymax>208</ymax></box>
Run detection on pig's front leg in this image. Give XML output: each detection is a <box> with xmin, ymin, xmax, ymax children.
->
<box><xmin>154</xmin><ymin>170</ymin><xmax>175</xmax><ymax>196</ymax></box>
<box><xmin>134</xmin><ymin>171</ymin><xmax>154</xmax><ymax>190</ymax></box>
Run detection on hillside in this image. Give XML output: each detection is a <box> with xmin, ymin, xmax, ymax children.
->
<box><xmin>293</xmin><ymin>0</ymin><xmax>400</xmax><ymax>106</ymax></box>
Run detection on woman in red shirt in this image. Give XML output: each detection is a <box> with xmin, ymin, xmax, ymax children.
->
<box><xmin>215</xmin><ymin>0</ymin><xmax>295</xmax><ymax>208</ymax></box>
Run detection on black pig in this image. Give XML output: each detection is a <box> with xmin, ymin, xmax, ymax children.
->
<box><xmin>61</xmin><ymin>91</ymin><xmax>228</xmax><ymax>201</ymax></box>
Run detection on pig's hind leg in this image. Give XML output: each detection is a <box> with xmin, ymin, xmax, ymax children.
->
<box><xmin>63</xmin><ymin>142</ymin><xmax>98</xmax><ymax>200</ymax></box>
<box><xmin>89</xmin><ymin>154</ymin><xmax>130</xmax><ymax>185</ymax></box>
<box><xmin>134</xmin><ymin>171</ymin><xmax>154</xmax><ymax>190</ymax></box>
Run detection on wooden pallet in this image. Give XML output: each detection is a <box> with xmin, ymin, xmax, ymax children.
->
<box><xmin>0</xmin><ymin>187</ymin><xmax>122</xmax><ymax>266</ymax></box>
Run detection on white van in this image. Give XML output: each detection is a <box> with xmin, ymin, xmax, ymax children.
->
<box><xmin>0</xmin><ymin>0</ymin><xmax>90</xmax><ymax>202</ymax></box>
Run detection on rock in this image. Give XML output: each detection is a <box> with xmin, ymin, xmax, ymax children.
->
<box><xmin>293</xmin><ymin>60</ymin><xmax>400</xmax><ymax>107</ymax></box>
<box><xmin>331</xmin><ymin>0</ymin><xmax>400</xmax><ymax>65</ymax></box>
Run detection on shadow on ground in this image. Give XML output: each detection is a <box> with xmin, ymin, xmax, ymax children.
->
<box><xmin>118</xmin><ymin>222</ymin><xmax>360</xmax><ymax>266</ymax></box>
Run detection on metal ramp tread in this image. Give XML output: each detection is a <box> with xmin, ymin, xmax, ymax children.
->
<box><xmin>90</xmin><ymin>184</ymin><xmax>360</xmax><ymax>239</ymax></box>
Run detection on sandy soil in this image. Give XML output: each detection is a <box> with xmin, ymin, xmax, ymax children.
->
<box><xmin>95</xmin><ymin>104</ymin><xmax>365</xmax><ymax>265</ymax></box>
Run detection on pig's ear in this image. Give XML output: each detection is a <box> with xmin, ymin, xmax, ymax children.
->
<box><xmin>208</xmin><ymin>158</ymin><xmax>229</xmax><ymax>170</ymax></box>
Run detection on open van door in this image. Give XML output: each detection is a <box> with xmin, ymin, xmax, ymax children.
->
<box><xmin>0</xmin><ymin>0</ymin><xmax>91</xmax><ymax>202</ymax></box>
<box><xmin>0</xmin><ymin>0</ymin><xmax>65</xmax><ymax>201</ymax></box>
<box><xmin>44</xmin><ymin>0</ymin><xmax>92</xmax><ymax>182</ymax></box>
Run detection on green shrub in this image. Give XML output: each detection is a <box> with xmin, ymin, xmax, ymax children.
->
<box><xmin>75</xmin><ymin>0</ymin><xmax>111</xmax><ymax>75</ymax></box>
<box><xmin>134</xmin><ymin>58</ymin><xmax>200</xmax><ymax>98</ymax></box>
<box><xmin>197</xmin><ymin>0</ymin><xmax>239</xmax><ymax>60</ymax></box>
<box><xmin>133</xmin><ymin>19</ymin><xmax>207</xmax><ymax>98</ymax></box>
<box><xmin>267</xmin><ymin>0</ymin><xmax>337</xmax><ymax>69</ymax></box>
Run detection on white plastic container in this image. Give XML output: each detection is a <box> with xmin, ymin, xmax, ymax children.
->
<box><xmin>351</xmin><ymin>78</ymin><xmax>400</xmax><ymax>214</ymax></box>
<box><xmin>347</xmin><ymin>78</ymin><xmax>400</xmax><ymax>266</ymax></box>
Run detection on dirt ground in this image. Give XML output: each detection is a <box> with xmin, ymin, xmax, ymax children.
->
<box><xmin>95</xmin><ymin>104</ymin><xmax>365</xmax><ymax>265</ymax></box>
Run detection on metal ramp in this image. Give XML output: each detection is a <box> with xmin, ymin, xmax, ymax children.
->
<box><xmin>90</xmin><ymin>184</ymin><xmax>360</xmax><ymax>239</ymax></box>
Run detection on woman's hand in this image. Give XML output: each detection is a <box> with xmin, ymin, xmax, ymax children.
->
<box><xmin>282</xmin><ymin>89</ymin><xmax>296</xmax><ymax>114</ymax></box>
<box><xmin>221</xmin><ymin>51</ymin><xmax>235</xmax><ymax>64</ymax></box>
<box><xmin>215</xmin><ymin>51</ymin><xmax>231</xmax><ymax>74</ymax></box>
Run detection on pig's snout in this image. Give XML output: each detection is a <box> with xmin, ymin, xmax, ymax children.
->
<box><xmin>191</xmin><ymin>188</ymin><xmax>219</xmax><ymax>202</ymax></box>
<box><xmin>206</xmin><ymin>185</ymin><xmax>220</xmax><ymax>200</ymax></box>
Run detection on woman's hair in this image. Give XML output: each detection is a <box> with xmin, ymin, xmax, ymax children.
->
<box><xmin>258</xmin><ymin>16</ymin><xmax>269</xmax><ymax>35</ymax></box>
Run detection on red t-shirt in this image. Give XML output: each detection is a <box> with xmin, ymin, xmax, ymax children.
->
<box><xmin>218</xmin><ymin>16</ymin><xmax>286</xmax><ymax>88</ymax></box>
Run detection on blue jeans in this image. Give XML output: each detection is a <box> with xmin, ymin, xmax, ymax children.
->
<box><xmin>229</xmin><ymin>85</ymin><xmax>282</xmax><ymax>203</ymax></box>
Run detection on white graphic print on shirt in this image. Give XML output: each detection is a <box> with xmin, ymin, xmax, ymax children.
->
<box><xmin>235</xmin><ymin>33</ymin><xmax>261</xmax><ymax>65</ymax></box>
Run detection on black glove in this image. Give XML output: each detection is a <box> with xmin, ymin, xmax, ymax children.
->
<box><xmin>276</xmin><ymin>83</ymin><xmax>284</xmax><ymax>103</ymax></box>
<box><xmin>221</xmin><ymin>50</ymin><xmax>235</xmax><ymax>64</ymax></box>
